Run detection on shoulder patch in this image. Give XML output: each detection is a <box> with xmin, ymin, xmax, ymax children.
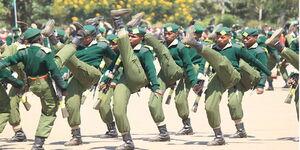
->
<box><xmin>254</xmin><ymin>46</ymin><xmax>266</xmax><ymax>54</ymax></box>
<box><xmin>140</xmin><ymin>47</ymin><xmax>150</xmax><ymax>54</ymax></box>
<box><xmin>185</xmin><ymin>44</ymin><xmax>191</xmax><ymax>48</ymax></box>
<box><xmin>40</xmin><ymin>47</ymin><xmax>52</xmax><ymax>54</ymax></box>
<box><xmin>144</xmin><ymin>45</ymin><xmax>153</xmax><ymax>50</ymax></box>
<box><xmin>97</xmin><ymin>41</ymin><xmax>109</xmax><ymax>49</ymax></box>
<box><xmin>177</xmin><ymin>42</ymin><xmax>185</xmax><ymax>49</ymax></box>
<box><xmin>17</xmin><ymin>44</ymin><xmax>27</xmax><ymax>51</ymax></box>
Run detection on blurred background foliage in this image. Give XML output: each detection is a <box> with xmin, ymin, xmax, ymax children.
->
<box><xmin>0</xmin><ymin>0</ymin><xmax>298</xmax><ymax>28</ymax></box>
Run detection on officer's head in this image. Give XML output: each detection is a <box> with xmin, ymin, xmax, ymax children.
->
<box><xmin>193</xmin><ymin>25</ymin><xmax>204</xmax><ymax>41</ymax></box>
<box><xmin>106</xmin><ymin>34</ymin><xmax>119</xmax><ymax>51</ymax></box>
<box><xmin>81</xmin><ymin>25</ymin><xmax>97</xmax><ymax>46</ymax></box>
<box><xmin>242</xmin><ymin>28</ymin><xmax>258</xmax><ymax>48</ymax></box>
<box><xmin>215</xmin><ymin>27</ymin><xmax>232</xmax><ymax>46</ymax></box>
<box><xmin>11</xmin><ymin>26</ymin><xmax>20</xmax><ymax>34</ymax></box>
<box><xmin>163</xmin><ymin>24</ymin><xmax>180</xmax><ymax>43</ymax></box>
<box><xmin>128</xmin><ymin>27</ymin><xmax>145</xmax><ymax>47</ymax></box>
<box><xmin>23</xmin><ymin>28</ymin><xmax>42</xmax><ymax>44</ymax></box>
<box><xmin>55</xmin><ymin>29</ymin><xmax>67</xmax><ymax>43</ymax></box>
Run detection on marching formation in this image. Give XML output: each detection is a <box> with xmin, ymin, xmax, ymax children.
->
<box><xmin>0</xmin><ymin>8</ymin><xmax>298</xmax><ymax>150</ymax></box>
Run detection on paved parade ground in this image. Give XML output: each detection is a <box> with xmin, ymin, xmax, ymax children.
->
<box><xmin>0</xmin><ymin>73</ymin><xmax>298</xmax><ymax>150</ymax></box>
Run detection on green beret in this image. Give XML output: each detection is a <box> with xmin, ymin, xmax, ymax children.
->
<box><xmin>242</xmin><ymin>28</ymin><xmax>258</xmax><ymax>37</ymax></box>
<box><xmin>267</xmin><ymin>31</ymin><xmax>273</xmax><ymax>36</ymax></box>
<box><xmin>99</xmin><ymin>27</ymin><xmax>106</xmax><ymax>34</ymax></box>
<box><xmin>106</xmin><ymin>34</ymin><xmax>118</xmax><ymax>43</ymax></box>
<box><xmin>140</xmin><ymin>24</ymin><xmax>148</xmax><ymax>29</ymax></box>
<box><xmin>83</xmin><ymin>25</ymin><xmax>97</xmax><ymax>35</ymax></box>
<box><xmin>257</xmin><ymin>35</ymin><xmax>267</xmax><ymax>44</ymax></box>
<box><xmin>23</xmin><ymin>28</ymin><xmax>41</xmax><ymax>40</ymax></box>
<box><xmin>11</xmin><ymin>26</ymin><xmax>20</xmax><ymax>31</ymax></box>
<box><xmin>194</xmin><ymin>25</ymin><xmax>204</xmax><ymax>34</ymax></box>
<box><xmin>163</xmin><ymin>24</ymin><xmax>180</xmax><ymax>33</ymax></box>
<box><xmin>56</xmin><ymin>30</ymin><xmax>66</xmax><ymax>36</ymax></box>
<box><xmin>216</xmin><ymin>27</ymin><xmax>232</xmax><ymax>35</ymax></box>
<box><xmin>128</xmin><ymin>27</ymin><xmax>146</xmax><ymax>37</ymax></box>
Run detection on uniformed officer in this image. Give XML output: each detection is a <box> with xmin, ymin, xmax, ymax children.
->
<box><xmin>62</xmin><ymin>25</ymin><xmax>117</xmax><ymax>146</ymax></box>
<box><xmin>6</xmin><ymin>27</ymin><xmax>20</xmax><ymax>46</ymax></box>
<box><xmin>110</xmin><ymin>9</ymin><xmax>162</xmax><ymax>149</ymax></box>
<box><xmin>266</xmin><ymin>28</ymin><xmax>299</xmax><ymax>121</ymax></box>
<box><xmin>0</xmin><ymin>28</ymin><xmax>68</xmax><ymax>150</ymax></box>
<box><xmin>97</xmin><ymin>34</ymin><xmax>120</xmax><ymax>139</ymax></box>
<box><xmin>0</xmin><ymin>68</ymin><xmax>25</xmax><ymax>135</ymax></box>
<box><xmin>144</xmin><ymin>24</ymin><xmax>203</xmax><ymax>141</ymax></box>
<box><xmin>242</xmin><ymin>28</ymin><xmax>270</xmax><ymax>94</ymax></box>
<box><xmin>182</xmin><ymin>26</ymin><xmax>276</xmax><ymax>146</ymax></box>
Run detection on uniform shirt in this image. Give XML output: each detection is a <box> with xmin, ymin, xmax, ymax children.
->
<box><xmin>258</xmin><ymin>36</ymin><xmax>281</xmax><ymax>63</ymax></box>
<box><xmin>166</xmin><ymin>39</ymin><xmax>198</xmax><ymax>86</ymax></box>
<box><xmin>101</xmin><ymin>43</ymin><xmax>160</xmax><ymax>91</ymax></box>
<box><xmin>290</xmin><ymin>38</ymin><xmax>299</xmax><ymax>54</ymax></box>
<box><xmin>0</xmin><ymin>68</ymin><xmax>24</xmax><ymax>89</ymax></box>
<box><xmin>212</xmin><ymin>42</ymin><xmax>271</xmax><ymax>75</ymax></box>
<box><xmin>75</xmin><ymin>40</ymin><xmax>117</xmax><ymax>68</ymax></box>
<box><xmin>244</xmin><ymin>43</ymin><xmax>269</xmax><ymax>88</ymax></box>
<box><xmin>0</xmin><ymin>43</ymin><xmax>67</xmax><ymax>91</ymax></box>
<box><xmin>6</xmin><ymin>34</ymin><xmax>19</xmax><ymax>46</ymax></box>
<box><xmin>188</xmin><ymin>46</ymin><xmax>206</xmax><ymax>74</ymax></box>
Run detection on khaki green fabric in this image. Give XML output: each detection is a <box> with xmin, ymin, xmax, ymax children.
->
<box><xmin>204</xmin><ymin>74</ymin><xmax>245</xmax><ymax>128</ymax></box>
<box><xmin>98</xmin><ymin>88</ymin><xmax>114</xmax><ymax>124</ymax></box>
<box><xmin>0</xmin><ymin>85</ymin><xmax>10</xmax><ymax>133</ymax></box>
<box><xmin>239</xmin><ymin>60</ymin><xmax>260</xmax><ymax>91</ymax></box>
<box><xmin>113</xmin><ymin>30</ymin><xmax>150</xmax><ymax>133</ymax></box>
<box><xmin>295</xmin><ymin>87</ymin><xmax>299</xmax><ymax>120</ymax></box>
<box><xmin>281</xmin><ymin>48</ymin><xmax>299</xmax><ymax>69</ymax></box>
<box><xmin>200</xmin><ymin>46</ymin><xmax>241</xmax><ymax>89</ymax></box>
<box><xmin>28</xmin><ymin>78</ymin><xmax>58</xmax><ymax>138</ymax></box>
<box><xmin>8</xmin><ymin>87</ymin><xmax>21</xmax><ymax>126</ymax></box>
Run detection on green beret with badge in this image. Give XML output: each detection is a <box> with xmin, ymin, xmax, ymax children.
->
<box><xmin>99</xmin><ymin>27</ymin><xmax>106</xmax><ymax>34</ymax></box>
<box><xmin>194</xmin><ymin>25</ymin><xmax>204</xmax><ymax>34</ymax></box>
<box><xmin>242</xmin><ymin>28</ymin><xmax>259</xmax><ymax>37</ymax></box>
<box><xmin>128</xmin><ymin>27</ymin><xmax>146</xmax><ymax>37</ymax></box>
<box><xmin>163</xmin><ymin>24</ymin><xmax>180</xmax><ymax>33</ymax></box>
<box><xmin>23</xmin><ymin>28</ymin><xmax>41</xmax><ymax>40</ymax></box>
<box><xmin>216</xmin><ymin>27</ymin><xmax>232</xmax><ymax>35</ymax></box>
<box><xmin>106</xmin><ymin>34</ymin><xmax>118</xmax><ymax>44</ymax></box>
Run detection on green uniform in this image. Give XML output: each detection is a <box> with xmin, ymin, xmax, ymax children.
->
<box><xmin>0</xmin><ymin>42</ymin><xmax>27</xmax><ymax>132</ymax></box>
<box><xmin>112</xmin><ymin>31</ymin><xmax>159</xmax><ymax>133</ymax></box>
<box><xmin>6</xmin><ymin>34</ymin><xmax>19</xmax><ymax>46</ymax></box>
<box><xmin>64</xmin><ymin>40</ymin><xmax>116</xmax><ymax>127</ymax></box>
<box><xmin>205</xmin><ymin>42</ymin><xmax>271</xmax><ymax>128</ymax></box>
<box><xmin>147</xmin><ymin>37</ymin><xmax>197</xmax><ymax>124</ymax></box>
<box><xmin>0</xmin><ymin>68</ymin><xmax>24</xmax><ymax>133</ymax></box>
<box><xmin>0</xmin><ymin>43</ymin><xmax>67</xmax><ymax>138</ymax></box>
<box><xmin>244</xmin><ymin>43</ymin><xmax>269</xmax><ymax>89</ymax></box>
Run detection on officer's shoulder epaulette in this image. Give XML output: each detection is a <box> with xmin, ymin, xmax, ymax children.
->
<box><xmin>254</xmin><ymin>46</ymin><xmax>266</xmax><ymax>54</ymax></box>
<box><xmin>40</xmin><ymin>46</ymin><xmax>52</xmax><ymax>54</ymax></box>
<box><xmin>144</xmin><ymin>45</ymin><xmax>153</xmax><ymax>50</ymax></box>
<box><xmin>17</xmin><ymin>44</ymin><xmax>27</xmax><ymax>51</ymax></box>
<box><xmin>177</xmin><ymin>42</ymin><xmax>185</xmax><ymax>49</ymax></box>
<box><xmin>98</xmin><ymin>37</ymin><xmax>109</xmax><ymax>44</ymax></box>
<box><xmin>185</xmin><ymin>44</ymin><xmax>191</xmax><ymax>48</ymax></box>
<box><xmin>97</xmin><ymin>41</ymin><xmax>109</xmax><ymax>49</ymax></box>
<box><xmin>232</xmin><ymin>43</ymin><xmax>242</xmax><ymax>49</ymax></box>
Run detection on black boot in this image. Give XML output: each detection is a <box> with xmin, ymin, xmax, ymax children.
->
<box><xmin>207</xmin><ymin>128</ymin><xmax>225</xmax><ymax>146</ymax></box>
<box><xmin>266</xmin><ymin>86</ymin><xmax>274</xmax><ymax>91</ymax></box>
<box><xmin>116</xmin><ymin>132</ymin><xmax>135</xmax><ymax>150</ymax></box>
<box><xmin>149</xmin><ymin>124</ymin><xmax>170</xmax><ymax>142</ymax></box>
<box><xmin>176</xmin><ymin>118</ymin><xmax>194</xmax><ymax>135</ymax></box>
<box><xmin>31</xmin><ymin>136</ymin><xmax>45</xmax><ymax>150</ymax></box>
<box><xmin>100</xmin><ymin>122</ymin><xmax>118</xmax><ymax>138</ymax></box>
<box><xmin>64</xmin><ymin>128</ymin><xmax>83</xmax><ymax>146</ymax></box>
<box><xmin>8</xmin><ymin>129</ymin><xmax>27</xmax><ymax>142</ymax></box>
<box><xmin>110</xmin><ymin>9</ymin><xmax>132</xmax><ymax>30</ymax></box>
<box><xmin>182</xmin><ymin>26</ymin><xmax>203</xmax><ymax>52</ymax></box>
<box><xmin>230</xmin><ymin>123</ymin><xmax>247</xmax><ymax>138</ymax></box>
